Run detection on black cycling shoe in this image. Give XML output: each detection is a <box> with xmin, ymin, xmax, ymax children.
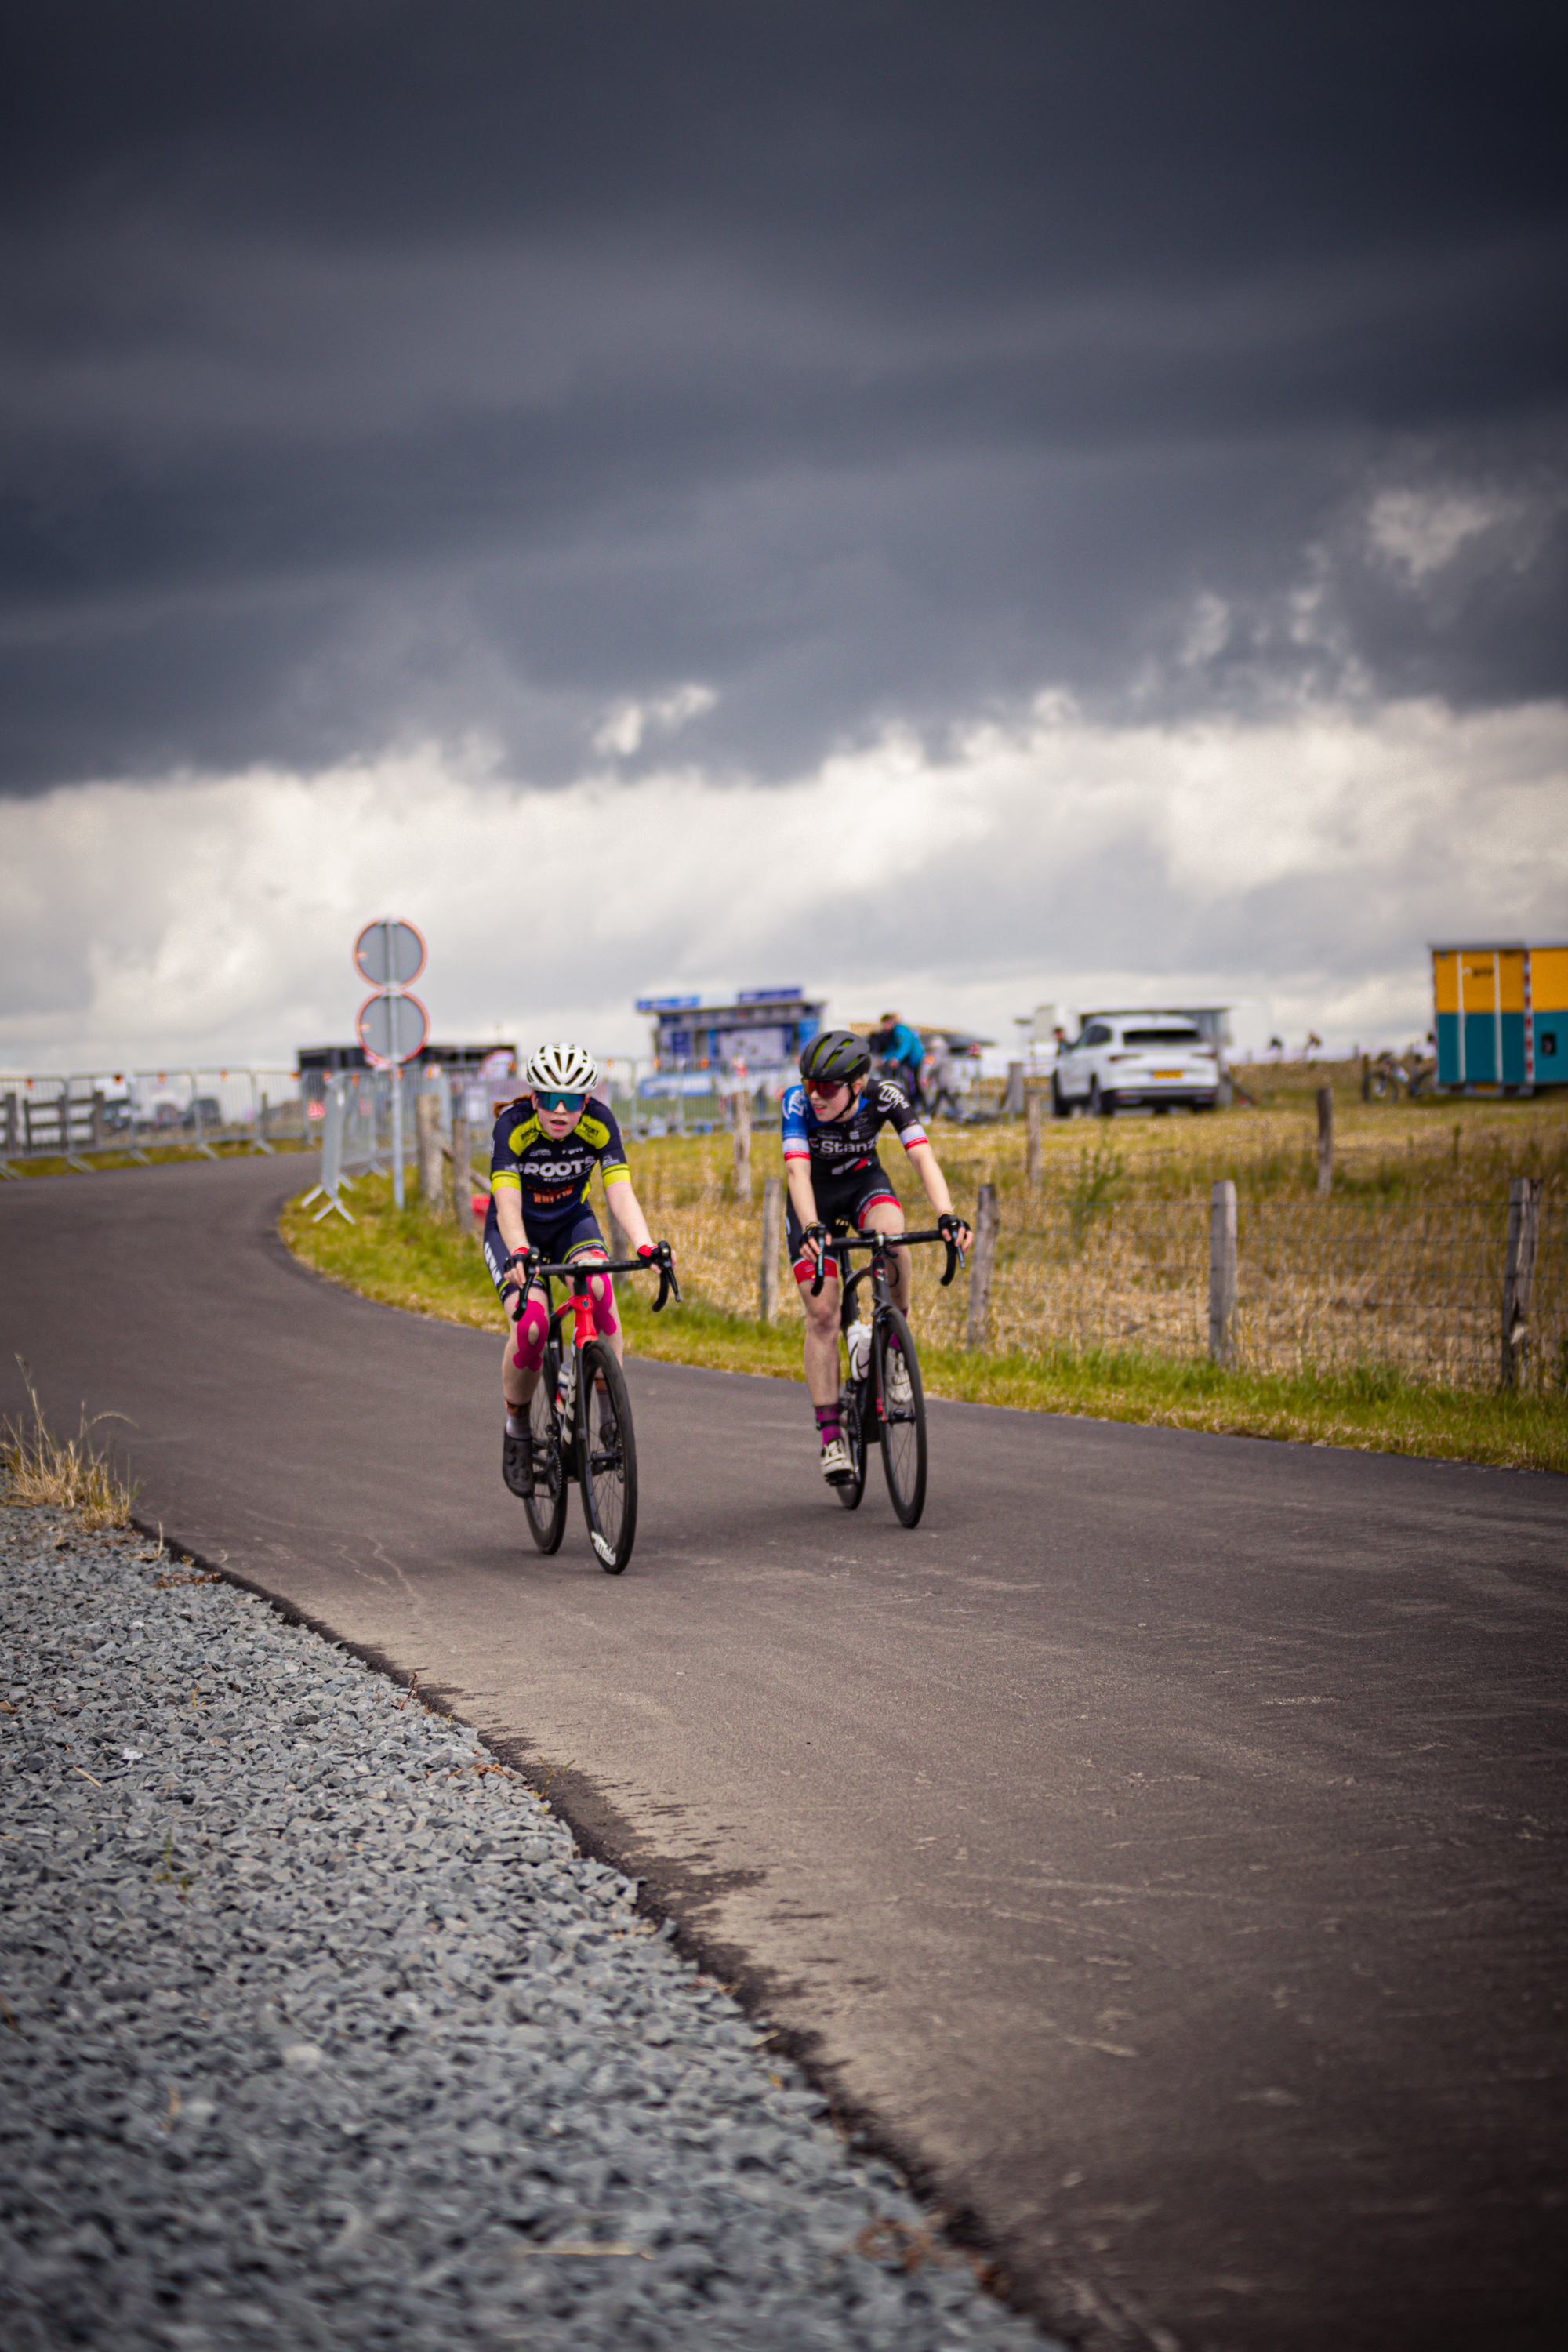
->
<box><xmin>503</xmin><ymin>1428</ymin><xmax>535</xmax><ymax>1497</ymax></box>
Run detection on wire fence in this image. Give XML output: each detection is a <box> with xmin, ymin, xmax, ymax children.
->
<box><xmin>622</xmin><ymin>1159</ymin><xmax>1568</xmax><ymax>1396</ymax></box>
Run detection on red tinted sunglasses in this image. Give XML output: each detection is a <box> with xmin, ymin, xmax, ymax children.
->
<box><xmin>804</xmin><ymin>1077</ymin><xmax>849</xmax><ymax>1098</ymax></box>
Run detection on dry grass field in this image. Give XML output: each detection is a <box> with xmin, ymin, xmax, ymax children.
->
<box><xmin>622</xmin><ymin>1075</ymin><xmax>1568</xmax><ymax>1394</ymax></box>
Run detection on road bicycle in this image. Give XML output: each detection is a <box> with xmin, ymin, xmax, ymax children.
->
<box><xmin>809</xmin><ymin>1225</ymin><xmax>964</xmax><ymax>1527</ymax></box>
<box><xmin>508</xmin><ymin>1243</ymin><xmax>679</xmax><ymax>1574</ymax></box>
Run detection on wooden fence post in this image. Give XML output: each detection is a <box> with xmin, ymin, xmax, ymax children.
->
<box><xmin>416</xmin><ymin>1091</ymin><xmax>446</xmax><ymax>1212</ymax></box>
<box><xmin>451</xmin><ymin>1115</ymin><xmax>473</xmax><ymax>1238</ymax></box>
<box><xmin>1501</xmin><ymin>1175</ymin><xmax>1541</xmax><ymax>1389</ymax></box>
<box><xmin>759</xmin><ymin>1176</ymin><xmax>782</xmax><ymax>1322</ymax></box>
<box><xmin>1209</xmin><ymin>1179</ymin><xmax>1237</xmax><ymax>1363</ymax></box>
<box><xmin>1316</xmin><ymin>1086</ymin><xmax>1334</xmax><ymax>1194</ymax></box>
<box><xmin>1001</xmin><ymin>1061</ymin><xmax>1025</xmax><ymax>1117</ymax></box>
<box><xmin>90</xmin><ymin>1090</ymin><xmax>106</xmax><ymax>1150</ymax></box>
<box><xmin>733</xmin><ymin>1087</ymin><xmax>752</xmax><ymax>1199</ymax></box>
<box><xmin>966</xmin><ymin>1182</ymin><xmax>999</xmax><ymax>1350</ymax></box>
<box><xmin>1025</xmin><ymin>1089</ymin><xmax>1043</xmax><ymax>1185</ymax></box>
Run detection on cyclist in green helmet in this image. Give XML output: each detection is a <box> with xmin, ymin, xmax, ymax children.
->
<box><xmin>781</xmin><ymin>1029</ymin><xmax>971</xmax><ymax>1485</ymax></box>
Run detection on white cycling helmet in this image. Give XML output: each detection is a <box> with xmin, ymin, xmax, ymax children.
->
<box><xmin>524</xmin><ymin>1040</ymin><xmax>599</xmax><ymax>1095</ymax></box>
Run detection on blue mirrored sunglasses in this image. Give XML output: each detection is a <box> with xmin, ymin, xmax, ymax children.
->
<box><xmin>536</xmin><ymin>1088</ymin><xmax>586</xmax><ymax>1112</ymax></box>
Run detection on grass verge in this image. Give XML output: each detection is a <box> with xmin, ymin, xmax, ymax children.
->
<box><xmin>280</xmin><ymin>1172</ymin><xmax>1566</xmax><ymax>1475</ymax></box>
<box><xmin>2</xmin><ymin>1359</ymin><xmax>140</xmax><ymax>1526</ymax></box>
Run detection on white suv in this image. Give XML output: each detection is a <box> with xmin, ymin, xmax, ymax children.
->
<box><xmin>1052</xmin><ymin>1016</ymin><xmax>1219</xmax><ymax>1116</ymax></box>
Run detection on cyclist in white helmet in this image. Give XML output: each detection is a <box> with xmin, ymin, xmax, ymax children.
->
<box><xmin>484</xmin><ymin>1043</ymin><xmax>656</xmax><ymax>1499</ymax></box>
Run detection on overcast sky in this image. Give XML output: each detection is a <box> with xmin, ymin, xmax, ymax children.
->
<box><xmin>3</xmin><ymin>0</ymin><xmax>1566</xmax><ymax>1070</ymax></box>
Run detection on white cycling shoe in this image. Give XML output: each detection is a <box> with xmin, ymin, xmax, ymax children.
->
<box><xmin>819</xmin><ymin>1436</ymin><xmax>855</xmax><ymax>1486</ymax></box>
<box><xmin>884</xmin><ymin>1348</ymin><xmax>913</xmax><ymax>1408</ymax></box>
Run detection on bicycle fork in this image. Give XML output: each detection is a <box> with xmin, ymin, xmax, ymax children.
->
<box><xmin>549</xmin><ymin>1275</ymin><xmax>601</xmax><ymax>1444</ymax></box>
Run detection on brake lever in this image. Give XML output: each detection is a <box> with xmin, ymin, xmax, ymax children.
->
<box><xmin>504</xmin><ymin>1246</ymin><xmax>543</xmax><ymax>1318</ymax></box>
<box><xmin>651</xmin><ymin>1241</ymin><xmax>680</xmax><ymax>1313</ymax></box>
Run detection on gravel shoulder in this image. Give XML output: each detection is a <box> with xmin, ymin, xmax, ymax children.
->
<box><xmin>0</xmin><ymin>1507</ymin><xmax>1056</xmax><ymax>2351</ymax></box>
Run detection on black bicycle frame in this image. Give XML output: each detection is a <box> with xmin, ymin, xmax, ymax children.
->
<box><xmin>808</xmin><ymin>1225</ymin><xmax>964</xmax><ymax>1303</ymax></box>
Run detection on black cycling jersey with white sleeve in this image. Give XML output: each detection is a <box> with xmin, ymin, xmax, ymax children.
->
<box><xmin>781</xmin><ymin>1076</ymin><xmax>927</xmax><ymax>1184</ymax></box>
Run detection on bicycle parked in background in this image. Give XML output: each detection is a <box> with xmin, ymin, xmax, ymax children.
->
<box><xmin>511</xmin><ymin>1242</ymin><xmax>679</xmax><ymax>1573</ymax></box>
<box><xmin>810</xmin><ymin>1226</ymin><xmax>964</xmax><ymax>1526</ymax></box>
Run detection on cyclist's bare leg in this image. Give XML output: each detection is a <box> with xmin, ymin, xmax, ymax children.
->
<box><xmin>502</xmin><ymin>1279</ymin><xmax>551</xmax><ymax>1414</ymax></box>
<box><xmin>798</xmin><ymin>1259</ymin><xmax>842</xmax><ymax>1406</ymax></box>
<box><xmin>576</xmin><ymin>1251</ymin><xmax>625</xmax><ymax>1370</ymax></box>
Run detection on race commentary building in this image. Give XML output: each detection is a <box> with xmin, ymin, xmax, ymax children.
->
<box><xmin>1430</xmin><ymin>943</ymin><xmax>1568</xmax><ymax>1094</ymax></box>
<box><xmin>637</xmin><ymin>988</ymin><xmax>824</xmax><ymax>1087</ymax></box>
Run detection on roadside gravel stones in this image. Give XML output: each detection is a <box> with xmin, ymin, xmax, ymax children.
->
<box><xmin>0</xmin><ymin>1509</ymin><xmax>1055</xmax><ymax>2350</ymax></box>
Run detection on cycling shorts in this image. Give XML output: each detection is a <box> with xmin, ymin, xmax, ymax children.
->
<box><xmin>481</xmin><ymin>1203</ymin><xmax>605</xmax><ymax>1305</ymax></box>
<box><xmin>786</xmin><ymin>1160</ymin><xmax>902</xmax><ymax>1283</ymax></box>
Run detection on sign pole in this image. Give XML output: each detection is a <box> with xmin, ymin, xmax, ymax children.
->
<box><xmin>385</xmin><ymin>918</ymin><xmax>406</xmax><ymax>1209</ymax></box>
<box><xmin>353</xmin><ymin>917</ymin><xmax>426</xmax><ymax>1209</ymax></box>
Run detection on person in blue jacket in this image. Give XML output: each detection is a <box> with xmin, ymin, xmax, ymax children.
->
<box><xmin>870</xmin><ymin>1010</ymin><xmax>927</xmax><ymax>1111</ymax></box>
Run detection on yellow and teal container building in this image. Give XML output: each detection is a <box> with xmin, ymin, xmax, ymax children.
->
<box><xmin>1430</xmin><ymin>943</ymin><xmax>1568</xmax><ymax>1093</ymax></box>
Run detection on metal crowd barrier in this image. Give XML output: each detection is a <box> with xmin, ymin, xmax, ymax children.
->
<box><xmin>0</xmin><ymin>1069</ymin><xmax>303</xmax><ymax>1177</ymax></box>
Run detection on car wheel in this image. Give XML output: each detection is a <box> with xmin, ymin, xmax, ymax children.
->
<box><xmin>1051</xmin><ymin>1075</ymin><xmax>1070</xmax><ymax>1120</ymax></box>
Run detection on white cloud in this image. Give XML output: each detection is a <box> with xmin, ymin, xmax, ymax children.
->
<box><xmin>590</xmin><ymin>682</ymin><xmax>717</xmax><ymax>758</ymax></box>
<box><xmin>2</xmin><ymin>691</ymin><xmax>1563</xmax><ymax>1075</ymax></box>
<box><xmin>1367</xmin><ymin>487</ymin><xmax>1526</xmax><ymax>580</ymax></box>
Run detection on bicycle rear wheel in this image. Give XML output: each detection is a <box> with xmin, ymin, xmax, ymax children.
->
<box><xmin>523</xmin><ymin>1341</ymin><xmax>569</xmax><ymax>1554</ymax></box>
<box><xmin>877</xmin><ymin>1307</ymin><xmax>927</xmax><ymax>1526</ymax></box>
<box><xmin>834</xmin><ymin>1381</ymin><xmax>868</xmax><ymax>1510</ymax></box>
<box><xmin>578</xmin><ymin>1340</ymin><xmax>638</xmax><ymax>1573</ymax></box>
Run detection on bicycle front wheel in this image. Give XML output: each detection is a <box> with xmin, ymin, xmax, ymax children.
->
<box><xmin>523</xmin><ymin>1341</ymin><xmax>569</xmax><ymax>1554</ymax></box>
<box><xmin>877</xmin><ymin>1308</ymin><xmax>927</xmax><ymax>1527</ymax></box>
<box><xmin>578</xmin><ymin>1341</ymin><xmax>638</xmax><ymax>1573</ymax></box>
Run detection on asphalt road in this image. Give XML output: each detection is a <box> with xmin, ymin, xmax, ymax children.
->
<box><xmin>3</xmin><ymin>1156</ymin><xmax>1565</xmax><ymax>2351</ymax></box>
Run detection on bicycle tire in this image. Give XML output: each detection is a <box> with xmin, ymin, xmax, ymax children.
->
<box><xmin>876</xmin><ymin>1307</ymin><xmax>927</xmax><ymax>1526</ymax></box>
<box><xmin>834</xmin><ymin>1381</ymin><xmax>868</xmax><ymax>1510</ymax></box>
<box><xmin>577</xmin><ymin>1340</ymin><xmax>638</xmax><ymax>1573</ymax></box>
<box><xmin>522</xmin><ymin>1341</ymin><xmax>569</xmax><ymax>1554</ymax></box>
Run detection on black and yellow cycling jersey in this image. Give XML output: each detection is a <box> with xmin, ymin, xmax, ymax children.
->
<box><xmin>488</xmin><ymin>1093</ymin><xmax>630</xmax><ymax>1222</ymax></box>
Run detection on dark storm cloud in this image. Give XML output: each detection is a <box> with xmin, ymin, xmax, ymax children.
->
<box><xmin>2</xmin><ymin>0</ymin><xmax>1565</xmax><ymax>792</ymax></box>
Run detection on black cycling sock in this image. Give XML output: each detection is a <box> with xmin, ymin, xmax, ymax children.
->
<box><xmin>814</xmin><ymin>1403</ymin><xmax>841</xmax><ymax>1442</ymax></box>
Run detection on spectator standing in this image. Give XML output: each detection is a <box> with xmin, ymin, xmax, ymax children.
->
<box><xmin>871</xmin><ymin>1010</ymin><xmax>927</xmax><ymax>1112</ymax></box>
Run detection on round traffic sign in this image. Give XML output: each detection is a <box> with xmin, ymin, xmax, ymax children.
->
<box><xmin>354</xmin><ymin>918</ymin><xmax>426</xmax><ymax>989</ymax></box>
<box><xmin>357</xmin><ymin>991</ymin><xmax>430</xmax><ymax>1067</ymax></box>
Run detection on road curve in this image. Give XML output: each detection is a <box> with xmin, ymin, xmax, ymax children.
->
<box><xmin>3</xmin><ymin>1156</ymin><xmax>1565</xmax><ymax>2352</ymax></box>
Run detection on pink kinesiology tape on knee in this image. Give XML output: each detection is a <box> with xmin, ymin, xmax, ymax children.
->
<box><xmin>511</xmin><ymin>1301</ymin><xmax>549</xmax><ymax>1371</ymax></box>
<box><xmin>588</xmin><ymin>1270</ymin><xmax>619</xmax><ymax>1337</ymax></box>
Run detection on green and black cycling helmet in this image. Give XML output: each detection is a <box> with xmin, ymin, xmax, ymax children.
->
<box><xmin>799</xmin><ymin>1029</ymin><xmax>871</xmax><ymax>1087</ymax></box>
